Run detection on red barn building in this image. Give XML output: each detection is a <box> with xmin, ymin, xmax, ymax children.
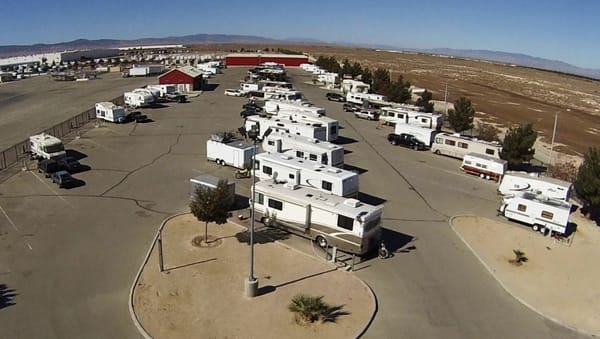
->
<box><xmin>158</xmin><ymin>66</ymin><xmax>204</xmax><ymax>92</ymax></box>
<box><xmin>225</xmin><ymin>53</ymin><xmax>308</xmax><ymax>67</ymax></box>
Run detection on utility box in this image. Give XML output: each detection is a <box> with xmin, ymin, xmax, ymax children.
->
<box><xmin>189</xmin><ymin>175</ymin><xmax>235</xmax><ymax>208</ymax></box>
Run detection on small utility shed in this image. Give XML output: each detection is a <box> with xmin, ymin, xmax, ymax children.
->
<box><xmin>158</xmin><ymin>66</ymin><xmax>204</xmax><ymax>92</ymax></box>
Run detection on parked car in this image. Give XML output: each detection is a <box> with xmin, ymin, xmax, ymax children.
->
<box><xmin>51</xmin><ymin>170</ymin><xmax>75</xmax><ymax>188</ymax></box>
<box><xmin>38</xmin><ymin>158</ymin><xmax>61</xmax><ymax>177</ymax></box>
<box><xmin>126</xmin><ymin>111</ymin><xmax>149</xmax><ymax>123</ymax></box>
<box><xmin>57</xmin><ymin>156</ymin><xmax>82</xmax><ymax>173</ymax></box>
<box><xmin>354</xmin><ymin>110</ymin><xmax>380</xmax><ymax>121</ymax></box>
<box><xmin>326</xmin><ymin>92</ymin><xmax>345</xmax><ymax>102</ymax></box>
<box><xmin>343</xmin><ymin>103</ymin><xmax>361</xmax><ymax>112</ymax></box>
<box><xmin>165</xmin><ymin>92</ymin><xmax>187</xmax><ymax>103</ymax></box>
<box><xmin>242</xmin><ymin>101</ymin><xmax>263</xmax><ymax>112</ymax></box>
<box><xmin>240</xmin><ymin>109</ymin><xmax>259</xmax><ymax>118</ymax></box>
<box><xmin>387</xmin><ymin>133</ymin><xmax>426</xmax><ymax>150</ymax></box>
<box><xmin>224</xmin><ymin>89</ymin><xmax>244</xmax><ymax>97</ymax></box>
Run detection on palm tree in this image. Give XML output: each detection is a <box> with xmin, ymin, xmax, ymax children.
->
<box><xmin>288</xmin><ymin>294</ymin><xmax>330</xmax><ymax>324</ymax></box>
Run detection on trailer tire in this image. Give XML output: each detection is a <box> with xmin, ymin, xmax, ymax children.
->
<box><xmin>485</xmin><ymin>175</ymin><xmax>491</xmax><ymax>180</ymax></box>
<box><xmin>315</xmin><ymin>235</ymin><xmax>328</xmax><ymax>249</ymax></box>
<box><xmin>480</xmin><ymin>173</ymin><xmax>485</xmax><ymax>179</ymax></box>
<box><xmin>434</xmin><ymin>150</ymin><xmax>441</xmax><ymax>155</ymax></box>
<box><xmin>532</xmin><ymin>224</ymin><xmax>540</xmax><ymax>232</ymax></box>
<box><xmin>262</xmin><ymin>217</ymin><xmax>271</xmax><ymax>226</ymax></box>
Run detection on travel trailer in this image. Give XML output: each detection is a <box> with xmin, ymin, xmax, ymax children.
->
<box><xmin>253</xmin><ymin>152</ymin><xmax>359</xmax><ymax>197</ymax></box>
<box><xmin>30</xmin><ymin>133</ymin><xmax>66</xmax><ymax>160</ymax></box>
<box><xmin>189</xmin><ymin>175</ymin><xmax>235</xmax><ymax>208</ymax></box>
<box><xmin>264</xmin><ymin>101</ymin><xmax>326</xmax><ymax>117</ymax></box>
<box><xmin>206</xmin><ymin>134</ymin><xmax>258</xmax><ymax>169</ymax></box>
<box><xmin>380</xmin><ymin>107</ymin><xmax>442</xmax><ymax>130</ymax></box>
<box><xmin>244</xmin><ymin>116</ymin><xmax>328</xmax><ymax>142</ymax></box>
<box><xmin>124</xmin><ymin>91</ymin><xmax>154</xmax><ymax>108</ymax></box>
<box><xmin>461</xmin><ymin>153</ymin><xmax>508</xmax><ymax>182</ymax></box>
<box><xmin>393</xmin><ymin>124</ymin><xmax>439</xmax><ymax>147</ymax></box>
<box><xmin>147</xmin><ymin>84</ymin><xmax>176</xmax><ymax>98</ymax></box>
<box><xmin>498</xmin><ymin>172</ymin><xmax>573</xmax><ymax>201</ymax></box>
<box><xmin>272</xmin><ymin>112</ymin><xmax>339</xmax><ymax>142</ymax></box>
<box><xmin>431</xmin><ymin>133</ymin><xmax>502</xmax><ymax>159</ymax></box>
<box><xmin>263</xmin><ymin>90</ymin><xmax>305</xmax><ymax>102</ymax></box>
<box><xmin>262</xmin><ymin>130</ymin><xmax>344</xmax><ymax>167</ymax></box>
<box><xmin>95</xmin><ymin>102</ymin><xmax>126</xmax><ymax>123</ymax></box>
<box><xmin>498</xmin><ymin>192</ymin><xmax>572</xmax><ymax>236</ymax></box>
<box><xmin>252</xmin><ymin>180</ymin><xmax>383</xmax><ymax>255</ymax></box>
<box><xmin>346</xmin><ymin>92</ymin><xmax>388</xmax><ymax>105</ymax></box>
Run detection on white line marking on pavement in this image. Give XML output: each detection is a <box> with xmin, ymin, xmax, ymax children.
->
<box><xmin>29</xmin><ymin>172</ymin><xmax>74</xmax><ymax>208</ymax></box>
<box><xmin>0</xmin><ymin>203</ymin><xmax>32</xmax><ymax>250</ymax></box>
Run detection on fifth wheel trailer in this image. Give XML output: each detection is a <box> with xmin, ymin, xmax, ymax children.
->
<box><xmin>498</xmin><ymin>172</ymin><xmax>573</xmax><ymax>201</ymax></box>
<box><xmin>498</xmin><ymin>192</ymin><xmax>572</xmax><ymax>235</ymax></box>
<box><xmin>262</xmin><ymin>130</ymin><xmax>344</xmax><ymax>167</ymax></box>
<box><xmin>244</xmin><ymin>116</ymin><xmax>327</xmax><ymax>142</ymax></box>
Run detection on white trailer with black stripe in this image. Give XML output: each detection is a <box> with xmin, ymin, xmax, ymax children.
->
<box><xmin>244</xmin><ymin>116</ymin><xmax>328</xmax><ymax>141</ymax></box>
<box><xmin>252</xmin><ymin>181</ymin><xmax>383</xmax><ymax>255</ymax></box>
<box><xmin>262</xmin><ymin>130</ymin><xmax>344</xmax><ymax>167</ymax></box>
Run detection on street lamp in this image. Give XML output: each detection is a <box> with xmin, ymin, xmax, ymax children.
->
<box><xmin>549</xmin><ymin>112</ymin><xmax>559</xmax><ymax>167</ymax></box>
<box><xmin>245</xmin><ymin>126</ymin><xmax>259</xmax><ymax>297</ymax></box>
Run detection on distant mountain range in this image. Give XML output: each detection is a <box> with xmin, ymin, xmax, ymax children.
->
<box><xmin>1</xmin><ymin>33</ymin><xmax>599</xmax><ymax>80</ymax></box>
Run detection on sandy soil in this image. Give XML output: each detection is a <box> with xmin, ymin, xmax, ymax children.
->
<box><xmin>451</xmin><ymin>213</ymin><xmax>600</xmax><ymax>335</ymax></box>
<box><xmin>132</xmin><ymin>214</ymin><xmax>375</xmax><ymax>339</ymax></box>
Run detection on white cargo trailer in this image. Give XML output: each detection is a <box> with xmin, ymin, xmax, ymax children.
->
<box><xmin>393</xmin><ymin>124</ymin><xmax>439</xmax><ymax>147</ymax></box>
<box><xmin>262</xmin><ymin>130</ymin><xmax>344</xmax><ymax>167</ymax></box>
<box><xmin>206</xmin><ymin>135</ymin><xmax>258</xmax><ymax>169</ymax></box>
<box><xmin>189</xmin><ymin>175</ymin><xmax>236</xmax><ymax>208</ymax></box>
<box><xmin>431</xmin><ymin>133</ymin><xmax>502</xmax><ymax>159</ymax></box>
<box><xmin>498</xmin><ymin>172</ymin><xmax>572</xmax><ymax>201</ymax></box>
<box><xmin>95</xmin><ymin>102</ymin><xmax>126</xmax><ymax>123</ymax></box>
<box><xmin>29</xmin><ymin>133</ymin><xmax>66</xmax><ymax>159</ymax></box>
<box><xmin>244</xmin><ymin>116</ymin><xmax>328</xmax><ymax>142</ymax></box>
<box><xmin>498</xmin><ymin>192</ymin><xmax>572</xmax><ymax>235</ymax></box>
<box><xmin>252</xmin><ymin>180</ymin><xmax>382</xmax><ymax>255</ymax></box>
<box><xmin>461</xmin><ymin>153</ymin><xmax>507</xmax><ymax>182</ymax></box>
<box><xmin>254</xmin><ymin>152</ymin><xmax>359</xmax><ymax>197</ymax></box>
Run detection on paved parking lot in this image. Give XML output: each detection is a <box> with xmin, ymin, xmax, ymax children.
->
<box><xmin>0</xmin><ymin>67</ymin><xmax>587</xmax><ymax>338</ymax></box>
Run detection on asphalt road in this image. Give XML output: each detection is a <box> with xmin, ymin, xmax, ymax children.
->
<box><xmin>0</xmin><ymin>67</ymin><xmax>588</xmax><ymax>338</ymax></box>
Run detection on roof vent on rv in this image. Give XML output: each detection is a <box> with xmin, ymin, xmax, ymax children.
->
<box><xmin>283</xmin><ymin>182</ymin><xmax>299</xmax><ymax>190</ymax></box>
<box><xmin>280</xmin><ymin>155</ymin><xmax>292</xmax><ymax>160</ymax></box>
<box><xmin>327</xmin><ymin>168</ymin><xmax>341</xmax><ymax>174</ymax></box>
<box><xmin>343</xmin><ymin>199</ymin><xmax>362</xmax><ymax>208</ymax></box>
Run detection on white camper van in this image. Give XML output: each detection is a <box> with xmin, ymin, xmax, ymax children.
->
<box><xmin>252</xmin><ymin>181</ymin><xmax>383</xmax><ymax>255</ymax></box>
<box><xmin>206</xmin><ymin>135</ymin><xmax>258</xmax><ymax>169</ymax></box>
<box><xmin>431</xmin><ymin>133</ymin><xmax>502</xmax><ymax>159</ymax></box>
<box><xmin>262</xmin><ymin>131</ymin><xmax>344</xmax><ymax>167</ymax></box>
<box><xmin>498</xmin><ymin>192</ymin><xmax>572</xmax><ymax>235</ymax></box>
<box><xmin>254</xmin><ymin>153</ymin><xmax>359</xmax><ymax>197</ymax></box>
<box><xmin>244</xmin><ymin>116</ymin><xmax>328</xmax><ymax>142</ymax></box>
<box><xmin>498</xmin><ymin>172</ymin><xmax>572</xmax><ymax>201</ymax></box>
<box><xmin>124</xmin><ymin>91</ymin><xmax>154</xmax><ymax>108</ymax></box>
<box><xmin>461</xmin><ymin>153</ymin><xmax>507</xmax><ymax>182</ymax></box>
<box><xmin>393</xmin><ymin>124</ymin><xmax>439</xmax><ymax>147</ymax></box>
<box><xmin>95</xmin><ymin>102</ymin><xmax>126</xmax><ymax>123</ymax></box>
<box><xmin>29</xmin><ymin>133</ymin><xmax>66</xmax><ymax>159</ymax></box>
<box><xmin>380</xmin><ymin>107</ymin><xmax>442</xmax><ymax>130</ymax></box>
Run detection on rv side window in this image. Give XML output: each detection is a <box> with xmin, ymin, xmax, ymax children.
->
<box><xmin>267</xmin><ymin>140</ymin><xmax>275</xmax><ymax>146</ymax></box>
<box><xmin>268</xmin><ymin>198</ymin><xmax>283</xmax><ymax>211</ymax></box>
<box><xmin>288</xmin><ymin>173</ymin><xmax>295</xmax><ymax>179</ymax></box>
<box><xmin>464</xmin><ymin>160</ymin><xmax>472</xmax><ymax>165</ymax></box>
<box><xmin>420</xmin><ymin>118</ymin><xmax>427</xmax><ymax>123</ymax></box>
<box><xmin>331</xmin><ymin>126</ymin><xmax>337</xmax><ymax>134</ymax></box>
<box><xmin>322</xmin><ymin>181</ymin><xmax>333</xmax><ymax>191</ymax></box>
<box><xmin>485</xmin><ymin>148</ymin><xmax>495</xmax><ymax>155</ymax></box>
<box><xmin>263</xmin><ymin>166</ymin><xmax>273</xmax><ymax>175</ymax></box>
<box><xmin>309</xmin><ymin>154</ymin><xmax>317</xmax><ymax>161</ymax></box>
<box><xmin>517</xmin><ymin>204</ymin><xmax>527</xmax><ymax>212</ymax></box>
<box><xmin>296</xmin><ymin>151</ymin><xmax>304</xmax><ymax>158</ymax></box>
<box><xmin>458</xmin><ymin>142</ymin><xmax>468</xmax><ymax>149</ymax></box>
<box><xmin>321</xmin><ymin>154</ymin><xmax>328</xmax><ymax>165</ymax></box>
<box><xmin>445</xmin><ymin>139</ymin><xmax>456</xmax><ymax>146</ymax></box>
<box><xmin>435</xmin><ymin>137</ymin><xmax>442</xmax><ymax>144</ymax></box>
<box><xmin>254</xmin><ymin>192</ymin><xmax>264</xmax><ymax>205</ymax></box>
<box><xmin>337</xmin><ymin>215</ymin><xmax>354</xmax><ymax>231</ymax></box>
<box><xmin>255</xmin><ymin>160</ymin><xmax>260</xmax><ymax>170</ymax></box>
<box><xmin>541</xmin><ymin>211</ymin><xmax>554</xmax><ymax>220</ymax></box>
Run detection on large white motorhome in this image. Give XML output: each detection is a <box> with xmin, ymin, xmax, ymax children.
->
<box><xmin>95</xmin><ymin>102</ymin><xmax>126</xmax><ymax>123</ymax></box>
<box><xmin>498</xmin><ymin>192</ymin><xmax>572</xmax><ymax>236</ymax></box>
<box><xmin>431</xmin><ymin>133</ymin><xmax>502</xmax><ymax>159</ymax></box>
<box><xmin>498</xmin><ymin>172</ymin><xmax>573</xmax><ymax>201</ymax></box>
<box><xmin>206</xmin><ymin>134</ymin><xmax>258</xmax><ymax>169</ymax></box>
<box><xmin>253</xmin><ymin>152</ymin><xmax>359</xmax><ymax>197</ymax></box>
<box><xmin>124</xmin><ymin>91</ymin><xmax>154</xmax><ymax>108</ymax></box>
<box><xmin>461</xmin><ymin>153</ymin><xmax>508</xmax><ymax>182</ymax></box>
<box><xmin>29</xmin><ymin>133</ymin><xmax>66</xmax><ymax>159</ymax></box>
<box><xmin>393</xmin><ymin>124</ymin><xmax>439</xmax><ymax>147</ymax></box>
<box><xmin>380</xmin><ymin>107</ymin><xmax>442</xmax><ymax>130</ymax></box>
<box><xmin>264</xmin><ymin>101</ymin><xmax>326</xmax><ymax>117</ymax></box>
<box><xmin>262</xmin><ymin>130</ymin><xmax>344</xmax><ymax>167</ymax></box>
<box><xmin>244</xmin><ymin>116</ymin><xmax>328</xmax><ymax>142</ymax></box>
<box><xmin>252</xmin><ymin>181</ymin><xmax>383</xmax><ymax>255</ymax></box>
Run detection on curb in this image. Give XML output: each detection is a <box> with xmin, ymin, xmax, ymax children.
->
<box><xmin>128</xmin><ymin>212</ymin><xmax>189</xmax><ymax>339</ymax></box>
<box><xmin>449</xmin><ymin>215</ymin><xmax>597</xmax><ymax>338</ymax></box>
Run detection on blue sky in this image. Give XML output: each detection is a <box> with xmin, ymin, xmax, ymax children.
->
<box><xmin>2</xmin><ymin>0</ymin><xmax>598</xmax><ymax>69</ymax></box>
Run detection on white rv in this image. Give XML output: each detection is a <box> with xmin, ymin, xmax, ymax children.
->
<box><xmin>272</xmin><ymin>112</ymin><xmax>339</xmax><ymax>142</ymax></box>
<box><xmin>124</xmin><ymin>91</ymin><xmax>154</xmax><ymax>108</ymax></box>
<box><xmin>380</xmin><ymin>107</ymin><xmax>442</xmax><ymax>130</ymax></box>
<box><xmin>263</xmin><ymin>90</ymin><xmax>305</xmax><ymax>102</ymax></box>
<box><xmin>206</xmin><ymin>135</ymin><xmax>258</xmax><ymax>169</ymax></box>
<box><xmin>498</xmin><ymin>172</ymin><xmax>573</xmax><ymax>201</ymax></box>
<box><xmin>147</xmin><ymin>84</ymin><xmax>176</xmax><ymax>98</ymax></box>
<box><xmin>461</xmin><ymin>153</ymin><xmax>508</xmax><ymax>182</ymax></box>
<box><xmin>30</xmin><ymin>133</ymin><xmax>66</xmax><ymax>159</ymax></box>
<box><xmin>244</xmin><ymin>116</ymin><xmax>328</xmax><ymax>142</ymax></box>
<box><xmin>346</xmin><ymin>92</ymin><xmax>388</xmax><ymax>106</ymax></box>
<box><xmin>431</xmin><ymin>133</ymin><xmax>502</xmax><ymax>159</ymax></box>
<box><xmin>393</xmin><ymin>124</ymin><xmax>439</xmax><ymax>147</ymax></box>
<box><xmin>262</xmin><ymin>130</ymin><xmax>344</xmax><ymax>167</ymax></box>
<box><xmin>264</xmin><ymin>101</ymin><xmax>326</xmax><ymax>117</ymax></box>
<box><xmin>498</xmin><ymin>192</ymin><xmax>572</xmax><ymax>235</ymax></box>
<box><xmin>240</xmin><ymin>82</ymin><xmax>260</xmax><ymax>94</ymax></box>
<box><xmin>254</xmin><ymin>152</ymin><xmax>359</xmax><ymax>197</ymax></box>
<box><xmin>95</xmin><ymin>102</ymin><xmax>126</xmax><ymax>123</ymax></box>
<box><xmin>252</xmin><ymin>181</ymin><xmax>383</xmax><ymax>255</ymax></box>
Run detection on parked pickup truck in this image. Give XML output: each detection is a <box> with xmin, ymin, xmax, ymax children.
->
<box><xmin>354</xmin><ymin>110</ymin><xmax>380</xmax><ymax>121</ymax></box>
<box><xmin>343</xmin><ymin>103</ymin><xmax>361</xmax><ymax>112</ymax></box>
<box><xmin>387</xmin><ymin>133</ymin><xmax>426</xmax><ymax>150</ymax></box>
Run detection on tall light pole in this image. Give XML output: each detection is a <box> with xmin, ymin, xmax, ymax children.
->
<box><xmin>245</xmin><ymin>126</ymin><xmax>259</xmax><ymax>297</ymax></box>
<box><xmin>549</xmin><ymin>112</ymin><xmax>559</xmax><ymax>167</ymax></box>
<box><xmin>444</xmin><ymin>80</ymin><xmax>449</xmax><ymax>114</ymax></box>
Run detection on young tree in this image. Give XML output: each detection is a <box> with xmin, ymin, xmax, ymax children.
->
<box><xmin>415</xmin><ymin>90</ymin><xmax>435</xmax><ymax>113</ymax></box>
<box><xmin>361</xmin><ymin>67</ymin><xmax>373</xmax><ymax>85</ymax></box>
<box><xmin>574</xmin><ymin>147</ymin><xmax>600</xmax><ymax>208</ymax></box>
<box><xmin>448</xmin><ymin>97</ymin><xmax>475</xmax><ymax>132</ymax></box>
<box><xmin>547</xmin><ymin>161</ymin><xmax>578</xmax><ymax>183</ymax></box>
<box><xmin>189</xmin><ymin>180</ymin><xmax>231</xmax><ymax>244</ymax></box>
<box><xmin>372</xmin><ymin>68</ymin><xmax>391</xmax><ymax>94</ymax></box>
<box><xmin>387</xmin><ymin>78</ymin><xmax>412</xmax><ymax>103</ymax></box>
<box><xmin>349</xmin><ymin>62</ymin><xmax>363</xmax><ymax>78</ymax></box>
<box><xmin>500</xmin><ymin>123</ymin><xmax>537</xmax><ymax>166</ymax></box>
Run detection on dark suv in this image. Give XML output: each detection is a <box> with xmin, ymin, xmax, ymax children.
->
<box><xmin>51</xmin><ymin>170</ymin><xmax>76</xmax><ymax>188</ymax></box>
<box><xmin>57</xmin><ymin>156</ymin><xmax>82</xmax><ymax>173</ymax></box>
<box><xmin>387</xmin><ymin>133</ymin><xmax>426</xmax><ymax>150</ymax></box>
<box><xmin>38</xmin><ymin>158</ymin><xmax>61</xmax><ymax>177</ymax></box>
<box><xmin>326</xmin><ymin>92</ymin><xmax>345</xmax><ymax>102</ymax></box>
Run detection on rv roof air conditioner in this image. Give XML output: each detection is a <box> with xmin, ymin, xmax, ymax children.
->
<box><xmin>283</xmin><ymin>182</ymin><xmax>299</xmax><ymax>190</ymax></box>
<box><xmin>327</xmin><ymin>168</ymin><xmax>341</xmax><ymax>174</ymax></box>
<box><xmin>280</xmin><ymin>155</ymin><xmax>292</xmax><ymax>160</ymax></box>
<box><xmin>344</xmin><ymin>199</ymin><xmax>362</xmax><ymax>208</ymax></box>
